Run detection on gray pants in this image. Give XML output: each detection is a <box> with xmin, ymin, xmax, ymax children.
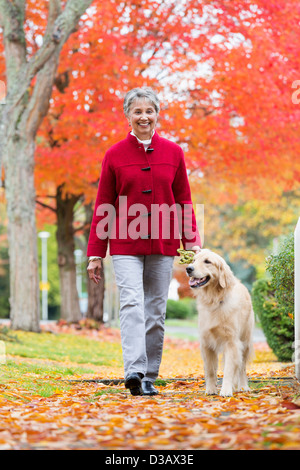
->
<box><xmin>112</xmin><ymin>255</ymin><xmax>174</xmax><ymax>382</ymax></box>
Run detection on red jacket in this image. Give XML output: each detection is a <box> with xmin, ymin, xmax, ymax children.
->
<box><xmin>87</xmin><ymin>131</ymin><xmax>201</xmax><ymax>258</ymax></box>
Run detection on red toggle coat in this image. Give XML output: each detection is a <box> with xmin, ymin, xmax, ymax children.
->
<box><xmin>87</xmin><ymin>131</ymin><xmax>201</xmax><ymax>258</ymax></box>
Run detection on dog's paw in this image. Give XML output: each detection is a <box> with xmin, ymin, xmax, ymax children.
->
<box><xmin>219</xmin><ymin>386</ymin><xmax>233</xmax><ymax>397</ymax></box>
<box><xmin>205</xmin><ymin>387</ymin><xmax>218</xmax><ymax>396</ymax></box>
<box><xmin>238</xmin><ymin>385</ymin><xmax>250</xmax><ymax>393</ymax></box>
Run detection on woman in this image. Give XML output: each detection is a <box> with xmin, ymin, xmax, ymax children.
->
<box><xmin>87</xmin><ymin>87</ymin><xmax>201</xmax><ymax>396</ymax></box>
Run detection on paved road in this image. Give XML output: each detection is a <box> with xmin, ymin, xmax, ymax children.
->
<box><xmin>0</xmin><ymin>318</ymin><xmax>266</xmax><ymax>344</ymax></box>
<box><xmin>165</xmin><ymin>325</ymin><xmax>266</xmax><ymax>343</ymax></box>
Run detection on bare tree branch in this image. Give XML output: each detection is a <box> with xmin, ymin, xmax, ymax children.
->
<box><xmin>11</xmin><ymin>0</ymin><xmax>94</xmax><ymax>111</ymax></box>
<box><xmin>26</xmin><ymin>0</ymin><xmax>93</xmax><ymax>79</ymax></box>
<box><xmin>35</xmin><ymin>199</ymin><xmax>57</xmax><ymax>213</ymax></box>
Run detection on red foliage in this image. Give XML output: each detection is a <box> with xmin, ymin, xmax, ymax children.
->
<box><xmin>0</xmin><ymin>0</ymin><xmax>298</xmax><ymax>214</ymax></box>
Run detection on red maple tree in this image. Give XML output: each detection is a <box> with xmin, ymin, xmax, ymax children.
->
<box><xmin>1</xmin><ymin>0</ymin><xmax>299</xmax><ymax>324</ymax></box>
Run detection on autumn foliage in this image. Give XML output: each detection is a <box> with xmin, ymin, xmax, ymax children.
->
<box><xmin>32</xmin><ymin>0</ymin><xmax>300</xmax><ymax>217</ymax></box>
<box><xmin>0</xmin><ymin>0</ymin><xmax>298</xmax><ymax>240</ymax></box>
<box><xmin>0</xmin><ymin>0</ymin><xmax>300</xmax><ymax>450</ymax></box>
<box><xmin>0</xmin><ymin>324</ymin><xmax>299</xmax><ymax>450</ymax></box>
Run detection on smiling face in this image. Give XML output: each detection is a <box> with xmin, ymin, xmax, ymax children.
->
<box><xmin>186</xmin><ymin>249</ymin><xmax>233</xmax><ymax>290</ymax></box>
<box><xmin>127</xmin><ymin>98</ymin><xmax>158</xmax><ymax>141</ymax></box>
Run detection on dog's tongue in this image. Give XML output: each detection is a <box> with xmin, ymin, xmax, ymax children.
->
<box><xmin>189</xmin><ymin>277</ymin><xmax>201</xmax><ymax>286</ymax></box>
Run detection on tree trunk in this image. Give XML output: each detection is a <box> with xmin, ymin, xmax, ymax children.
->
<box><xmin>56</xmin><ymin>186</ymin><xmax>82</xmax><ymax>323</ymax></box>
<box><xmin>0</xmin><ymin>0</ymin><xmax>94</xmax><ymax>331</ymax></box>
<box><xmin>86</xmin><ymin>271</ymin><xmax>105</xmax><ymax>322</ymax></box>
<box><xmin>84</xmin><ymin>203</ymin><xmax>105</xmax><ymax>322</ymax></box>
<box><xmin>5</xmin><ymin>136</ymin><xmax>40</xmax><ymax>332</ymax></box>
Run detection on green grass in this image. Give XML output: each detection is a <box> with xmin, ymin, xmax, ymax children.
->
<box><xmin>5</xmin><ymin>330</ymin><xmax>123</xmax><ymax>367</ymax></box>
<box><xmin>0</xmin><ymin>359</ymin><xmax>76</xmax><ymax>398</ymax></box>
<box><xmin>0</xmin><ymin>328</ymin><xmax>124</xmax><ymax>398</ymax></box>
<box><xmin>0</xmin><ymin>325</ymin><xmax>194</xmax><ymax>398</ymax></box>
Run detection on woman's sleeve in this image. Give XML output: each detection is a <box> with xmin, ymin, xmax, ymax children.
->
<box><xmin>87</xmin><ymin>154</ymin><xmax>117</xmax><ymax>258</ymax></box>
<box><xmin>172</xmin><ymin>150</ymin><xmax>201</xmax><ymax>250</ymax></box>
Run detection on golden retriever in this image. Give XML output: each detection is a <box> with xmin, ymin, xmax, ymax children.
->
<box><xmin>186</xmin><ymin>249</ymin><xmax>254</xmax><ymax>397</ymax></box>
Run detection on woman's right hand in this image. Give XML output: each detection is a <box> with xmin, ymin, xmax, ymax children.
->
<box><xmin>87</xmin><ymin>259</ymin><xmax>102</xmax><ymax>284</ymax></box>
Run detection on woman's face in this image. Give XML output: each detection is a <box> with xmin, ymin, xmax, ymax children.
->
<box><xmin>127</xmin><ymin>98</ymin><xmax>158</xmax><ymax>141</ymax></box>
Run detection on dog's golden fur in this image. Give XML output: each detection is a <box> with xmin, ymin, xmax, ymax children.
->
<box><xmin>186</xmin><ymin>249</ymin><xmax>254</xmax><ymax>397</ymax></box>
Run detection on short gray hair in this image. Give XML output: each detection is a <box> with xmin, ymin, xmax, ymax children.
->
<box><xmin>123</xmin><ymin>87</ymin><xmax>160</xmax><ymax>116</ymax></box>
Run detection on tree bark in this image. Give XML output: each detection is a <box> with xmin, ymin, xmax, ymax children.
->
<box><xmin>56</xmin><ymin>186</ymin><xmax>82</xmax><ymax>323</ymax></box>
<box><xmin>0</xmin><ymin>0</ymin><xmax>94</xmax><ymax>331</ymax></box>
<box><xmin>86</xmin><ymin>273</ymin><xmax>105</xmax><ymax>322</ymax></box>
<box><xmin>6</xmin><ymin>135</ymin><xmax>40</xmax><ymax>331</ymax></box>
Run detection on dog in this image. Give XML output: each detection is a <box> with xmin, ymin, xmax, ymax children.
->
<box><xmin>186</xmin><ymin>249</ymin><xmax>254</xmax><ymax>397</ymax></box>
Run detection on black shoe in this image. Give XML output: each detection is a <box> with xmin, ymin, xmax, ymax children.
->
<box><xmin>142</xmin><ymin>380</ymin><xmax>158</xmax><ymax>396</ymax></box>
<box><xmin>125</xmin><ymin>372</ymin><xmax>143</xmax><ymax>396</ymax></box>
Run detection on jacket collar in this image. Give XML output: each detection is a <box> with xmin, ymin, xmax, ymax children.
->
<box><xmin>127</xmin><ymin>130</ymin><xmax>159</xmax><ymax>148</ymax></box>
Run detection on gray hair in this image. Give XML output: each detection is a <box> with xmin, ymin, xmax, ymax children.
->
<box><xmin>123</xmin><ymin>87</ymin><xmax>160</xmax><ymax>116</ymax></box>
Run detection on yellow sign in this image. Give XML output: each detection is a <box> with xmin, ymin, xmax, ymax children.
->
<box><xmin>39</xmin><ymin>281</ymin><xmax>50</xmax><ymax>291</ymax></box>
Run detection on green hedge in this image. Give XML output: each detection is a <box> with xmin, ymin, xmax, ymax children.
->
<box><xmin>266</xmin><ymin>233</ymin><xmax>294</xmax><ymax>318</ymax></box>
<box><xmin>166</xmin><ymin>298</ymin><xmax>197</xmax><ymax>319</ymax></box>
<box><xmin>252</xmin><ymin>279</ymin><xmax>294</xmax><ymax>361</ymax></box>
<box><xmin>251</xmin><ymin>233</ymin><xmax>294</xmax><ymax>362</ymax></box>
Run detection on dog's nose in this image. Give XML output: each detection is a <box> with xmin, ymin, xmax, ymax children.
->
<box><xmin>186</xmin><ymin>265</ymin><xmax>194</xmax><ymax>275</ymax></box>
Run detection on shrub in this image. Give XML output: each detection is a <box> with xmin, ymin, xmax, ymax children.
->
<box><xmin>266</xmin><ymin>232</ymin><xmax>294</xmax><ymax>318</ymax></box>
<box><xmin>252</xmin><ymin>278</ymin><xmax>294</xmax><ymax>362</ymax></box>
<box><xmin>166</xmin><ymin>298</ymin><xmax>197</xmax><ymax>319</ymax></box>
<box><xmin>251</xmin><ymin>233</ymin><xmax>294</xmax><ymax>362</ymax></box>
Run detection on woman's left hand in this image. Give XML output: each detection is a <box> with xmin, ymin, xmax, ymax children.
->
<box><xmin>191</xmin><ymin>245</ymin><xmax>201</xmax><ymax>254</ymax></box>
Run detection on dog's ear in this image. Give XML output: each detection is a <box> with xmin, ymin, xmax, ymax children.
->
<box><xmin>218</xmin><ymin>261</ymin><xmax>232</xmax><ymax>289</ymax></box>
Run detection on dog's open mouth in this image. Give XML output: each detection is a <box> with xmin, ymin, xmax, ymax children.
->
<box><xmin>189</xmin><ymin>275</ymin><xmax>210</xmax><ymax>288</ymax></box>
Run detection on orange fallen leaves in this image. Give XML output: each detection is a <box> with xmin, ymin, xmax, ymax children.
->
<box><xmin>0</xmin><ymin>325</ymin><xmax>299</xmax><ymax>450</ymax></box>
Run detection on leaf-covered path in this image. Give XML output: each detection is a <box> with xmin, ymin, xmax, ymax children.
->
<box><xmin>0</xmin><ymin>324</ymin><xmax>299</xmax><ymax>450</ymax></box>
